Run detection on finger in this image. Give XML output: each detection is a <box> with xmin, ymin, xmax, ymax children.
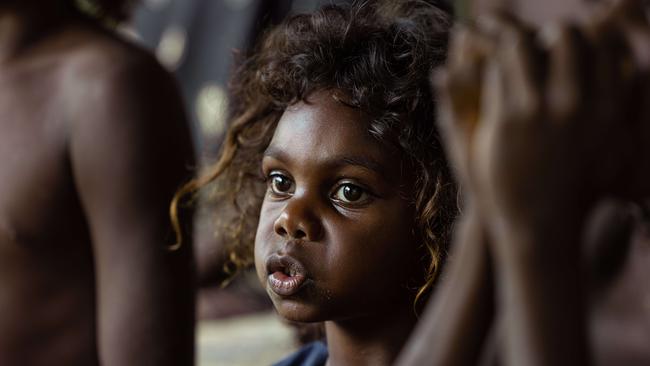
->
<box><xmin>611</xmin><ymin>0</ymin><xmax>650</xmax><ymax>70</ymax></box>
<box><xmin>584</xmin><ymin>12</ymin><xmax>636</xmax><ymax>126</ymax></box>
<box><xmin>611</xmin><ymin>0</ymin><xmax>649</xmax><ymax>25</ymax></box>
<box><xmin>438</xmin><ymin>25</ymin><xmax>496</xmax><ymax>187</ymax></box>
<box><xmin>584</xmin><ymin>2</ymin><xmax>636</xmax><ymax>79</ymax></box>
<box><xmin>434</xmin><ymin>65</ymin><xmax>485</xmax><ymax>194</ymax></box>
<box><xmin>478</xmin><ymin>52</ymin><xmax>506</xmax><ymax>131</ymax></box>
<box><xmin>542</xmin><ymin>23</ymin><xmax>589</xmax><ymax>125</ymax></box>
<box><xmin>476</xmin><ymin>10</ymin><xmax>533</xmax><ymax>39</ymax></box>
<box><xmin>609</xmin><ymin>1</ymin><xmax>650</xmax><ymax>196</ymax></box>
<box><xmin>446</xmin><ymin>25</ymin><xmax>492</xmax><ymax>131</ymax></box>
<box><xmin>497</xmin><ymin>26</ymin><xmax>544</xmax><ymax>124</ymax></box>
<box><xmin>582</xmin><ymin>11</ymin><xmax>642</xmax><ymax>196</ymax></box>
<box><xmin>475</xmin><ymin>12</ymin><xmax>542</xmax><ymax>124</ymax></box>
<box><xmin>584</xmin><ymin>1</ymin><xmax>650</xmax><ymax>197</ymax></box>
<box><xmin>448</xmin><ymin>24</ymin><xmax>489</xmax><ymax>68</ymax></box>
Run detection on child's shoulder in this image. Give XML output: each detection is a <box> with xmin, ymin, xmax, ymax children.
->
<box><xmin>273</xmin><ymin>341</ymin><xmax>328</xmax><ymax>366</ymax></box>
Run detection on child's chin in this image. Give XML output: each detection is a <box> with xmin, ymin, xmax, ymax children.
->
<box><xmin>272</xmin><ymin>298</ymin><xmax>328</xmax><ymax>323</ymax></box>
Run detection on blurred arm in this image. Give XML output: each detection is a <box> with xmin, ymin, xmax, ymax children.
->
<box><xmin>69</xmin><ymin>53</ymin><xmax>196</xmax><ymax>366</ymax></box>
<box><xmin>397</xmin><ymin>209</ymin><xmax>495</xmax><ymax>366</ymax></box>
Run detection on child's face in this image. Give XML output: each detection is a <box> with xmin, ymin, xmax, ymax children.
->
<box><xmin>254</xmin><ymin>90</ymin><xmax>420</xmax><ymax>323</ymax></box>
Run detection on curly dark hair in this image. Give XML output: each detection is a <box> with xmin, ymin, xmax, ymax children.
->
<box><xmin>173</xmin><ymin>0</ymin><xmax>457</xmax><ymax>306</ymax></box>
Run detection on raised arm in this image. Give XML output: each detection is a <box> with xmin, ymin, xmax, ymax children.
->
<box><xmin>400</xmin><ymin>2</ymin><xmax>650</xmax><ymax>365</ymax></box>
<box><xmin>68</xmin><ymin>50</ymin><xmax>195</xmax><ymax>365</ymax></box>
<box><xmin>397</xmin><ymin>209</ymin><xmax>496</xmax><ymax>366</ymax></box>
<box><xmin>447</xmin><ymin>4</ymin><xmax>646</xmax><ymax>365</ymax></box>
<box><xmin>397</xmin><ymin>23</ymin><xmax>501</xmax><ymax>365</ymax></box>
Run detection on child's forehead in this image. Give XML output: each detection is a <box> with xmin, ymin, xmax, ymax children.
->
<box><xmin>273</xmin><ymin>93</ymin><xmax>377</xmax><ymax>147</ymax></box>
<box><xmin>266</xmin><ymin>91</ymin><xmax>404</xmax><ymax>172</ymax></box>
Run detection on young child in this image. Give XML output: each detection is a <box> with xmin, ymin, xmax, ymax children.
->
<box><xmin>176</xmin><ymin>1</ymin><xmax>456</xmax><ymax>365</ymax></box>
<box><xmin>0</xmin><ymin>1</ymin><xmax>195</xmax><ymax>365</ymax></box>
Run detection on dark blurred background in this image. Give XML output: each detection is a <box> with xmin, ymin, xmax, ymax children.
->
<box><xmin>126</xmin><ymin>0</ymin><xmax>349</xmax><ymax>161</ymax></box>
<box><xmin>123</xmin><ymin>0</ymin><xmax>589</xmax><ymax>160</ymax></box>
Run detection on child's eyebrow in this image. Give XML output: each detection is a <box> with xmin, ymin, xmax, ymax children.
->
<box><xmin>335</xmin><ymin>156</ymin><xmax>386</xmax><ymax>177</ymax></box>
<box><xmin>263</xmin><ymin>146</ymin><xmax>390</xmax><ymax>179</ymax></box>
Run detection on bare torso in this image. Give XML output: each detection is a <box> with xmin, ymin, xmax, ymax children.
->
<box><xmin>0</xmin><ymin>33</ymin><xmax>98</xmax><ymax>364</ymax></box>
<box><xmin>0</xmin><ymin>14</ymin><xmax>195</xmax><ymax>365</ymax></box>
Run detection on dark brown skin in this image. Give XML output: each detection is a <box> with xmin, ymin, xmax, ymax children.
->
<box><xmin>471</xmin><ymin>0</ymin><xmax>595</xmax><ymax>26</ymax></box>
<box><xmin>397</xmin><ymin>209</ymin><xmax>496</xmax><ymax>366</ymax></box>
<box><xmin>0</xmin><ymin>2</ymin><xmax>195</xmax><ymax>365</ymax></box>
<box><xmin>398</xmin><ymin>1</ymin><xmax>650</xmax><ymax>365</ymax></box>
<box><xmin>254</xmin><ymin>90</ymin><xmax>422</xmax><ymax>366</ymax></box>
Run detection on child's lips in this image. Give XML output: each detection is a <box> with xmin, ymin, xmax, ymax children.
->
<box><xmin>268</xmin><ymin>271</ymin><xmax>307</xmax><ymax>296</ymax></box>
<box><xmin>266</xmin><ymin>254</ymin><xmax>308</xmax><ymax>296</ymax></box>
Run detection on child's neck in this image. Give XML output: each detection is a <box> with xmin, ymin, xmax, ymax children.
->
<box><xmin>324</xmin><ymin>304</ymin><xmax>417</xmax><ymax>366</ymax></box>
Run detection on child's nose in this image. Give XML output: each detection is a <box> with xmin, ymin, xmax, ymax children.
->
<box><xmin>273</xmin><ymin>196</ymin><xmax>323</xmax><ymax>242</ymax></box>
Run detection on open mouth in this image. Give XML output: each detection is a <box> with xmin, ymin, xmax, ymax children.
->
<box><xmin>265</xmin><ymin>254</ymin><xmax>308</xmax><ymax>297</ymax></box>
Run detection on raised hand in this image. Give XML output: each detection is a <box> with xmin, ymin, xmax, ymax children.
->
<box><xmin>432</xmin><ymin>2</ymin><xmax>649</xmax><ymax>366</ymax></box>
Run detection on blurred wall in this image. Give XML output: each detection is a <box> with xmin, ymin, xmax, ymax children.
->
<box><xmin>126</xmin><ymin>0</ymin><xmax>349</xmax><ymax>160</ymax></box>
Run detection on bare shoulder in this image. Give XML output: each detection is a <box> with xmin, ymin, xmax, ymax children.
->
<box><xmin>59</xmin><ymin>20</ymin><xmax>166</xmax><ymax>85</ymax></box>
<box><xmin>52</xmin><ymin>21</ymin><xmax>184</xmax><ymax>130</ymax></box>
<box><xmin>51</xmin><ymin>21</ymin><xmax>191</xmax><ymax>151</ymax></box>
<box><xmin>57</xmin><ymin>21</ymin><xmax>194</xmax><ymax>193</ymax></box>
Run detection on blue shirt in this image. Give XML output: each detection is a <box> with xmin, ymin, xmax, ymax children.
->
<box><xmin>273</xmin><ymin>341</ymin><xmax>328</xmax><ymax>366</ymax></box>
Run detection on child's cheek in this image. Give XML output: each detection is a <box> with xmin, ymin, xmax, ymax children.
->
<box><xmin>253</xmin><ymin>203</ymin><xmax>274</xmax><ymax>286</ymax></box>
<box><xmin>253</xmin><ymin>239</ymin><xmax>267</xmax><ymax>288</ymax></box>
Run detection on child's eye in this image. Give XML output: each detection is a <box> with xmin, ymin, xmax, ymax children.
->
<box><xmin>331</xmin><ymin>183</ymin><xmax>370</xmax><ymax>204</ymax></box>
<box><xmin>268</xmin><ymin>172</ymin><xmax>294</xmax><ymax>196</ymax></box>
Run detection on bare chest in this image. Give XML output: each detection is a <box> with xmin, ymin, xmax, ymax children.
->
<box><xmin>0</xmin><ymin>75</ymin><xmax>83</xmax><ymax>248</ymax></box>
